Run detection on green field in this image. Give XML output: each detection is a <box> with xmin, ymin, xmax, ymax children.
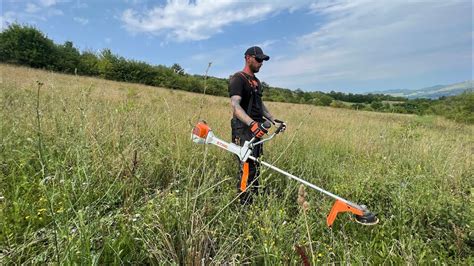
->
<box><xmin>1</xmin><ymin>64</ymin><xmax>472</xmax><ymax>264</ymax></box>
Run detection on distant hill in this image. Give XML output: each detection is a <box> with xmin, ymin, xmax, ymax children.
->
<box><xmin>373</xmin><ymin>81</ymin><xmax>473</xmax><ymax>99</ymax></box>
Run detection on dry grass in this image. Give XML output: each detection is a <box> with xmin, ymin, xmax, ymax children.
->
<box><xmin>1</xmin><ymin>64</ymin><xmax>473</xmax><ymax>264</ymax></box>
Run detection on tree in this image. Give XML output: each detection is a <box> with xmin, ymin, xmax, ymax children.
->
<box><xmin>171</xmin><ymin>63</ymin><xmax>185</xmax><ymax>75</ymax></box>
<box><xmin>0</xmin><ymin>23</ymin><xmax>57</xmax><ymax>68</ymax></box>
<box><xmin>97</xmin><ymin>49</ymin><xmax>118</xmax><ymax>79</ymax></box>
<box><xmin>430</xmin><ymin>92</ymin><xmax>474</xmax><ymax>124</ymax></box>
<box><xmin>370</xmin><ymin>101</ymin><xmax>383</xmax><ymax>110</ymax></box>
<box><xmin>311</xmin><ymin>93</ymin><xmax>333</xmax><ymax>106</ymax></box>
<box><xmin>351</xmin><ymin>103</ymin><xmax>366</xmax><ymax>110</ymax></box>
<box><xmin>78</xmin><ymin>51</ymin><xmax>100</xmax><ymax>76</ymax></box>
<box><xmin>55</xmin><ymin>41</ymin><xmax>81</xmax><ymax>73</ymax></box>
<box><xmin>330</xmin><ymin>100</ymin><xmax>346</xmax><ymax>108</ymax></box>
<box><xmin>261</xmin><ymin>81</ymin><xmax>270</xmax><ymax>91</ymax></box>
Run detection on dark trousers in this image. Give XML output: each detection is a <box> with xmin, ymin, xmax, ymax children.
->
<box><xmin>231</xmin><ymin>118</ymin><xmax>263</xmax><ymax>204</ymax></box>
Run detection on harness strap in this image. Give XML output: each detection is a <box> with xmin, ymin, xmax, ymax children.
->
<box><xmin>237</xmin><ymin>71</ymin><xmax>258</xmax><ymax>115</ymax></box>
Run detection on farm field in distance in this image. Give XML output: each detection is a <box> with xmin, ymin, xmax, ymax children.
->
<box><xmin>1</xmin><ymin>64</ymin><xmax>472</xmax><ymax>264</ymax></box>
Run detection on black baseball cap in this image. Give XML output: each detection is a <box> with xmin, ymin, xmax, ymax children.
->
<box><xmin>245</xmin><ymin>46</ymin><xmax>270</xmax><ymax>61</ymax></box>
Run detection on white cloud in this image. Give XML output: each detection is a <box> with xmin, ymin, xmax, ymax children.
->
<box><xmin>121</xmin><ymin>0</ymin><xmax>310</xmax><ymax>42</ymax></box>
<box><xmin>123</xmin><ymin>0</ymin><xmax>147</xmax><ymax>4</ymax></box>
<box><xmin>26</xmin><ymin>3</ymin><xmax>41</xmax><ymax>13</ymax></box>
<box><xmin>72</xmin><ymin>1</ymin><xmax>88</xmax><ymax>9</ymax></box>
<box><xmin>46</xmin><ymin>8</ymin><xmax>63</xmax><ymax>16</ymax></box>
<box><xmin>187</xmin><ymin>39</ymin><xmax>279</xmax><ymax>76</ymax></box>
<box><xmin>73</xmin><ymin>17</ymin><xmax>89</xmax><ymax>25</ymax></box>
<box><xmin>262</xmin><ymin>0</ymin><xmax>473</xmax><ymax>91</ymax></box>
<box><xmin>3</xmin><ymin>1</ymin><xmax>63</xmax><ymax>25</ymax></box>
<box><xmin>39</xmin><ymin>0</ymin><xmax>58</xmax><ymax>7</ymax></box>
<box><xmin>255</xmin><ymin>39</ymin><xmax>278</xmax><ymax>50</ymax></box>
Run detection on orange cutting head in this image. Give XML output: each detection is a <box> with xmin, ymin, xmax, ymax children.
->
<box><xmin>327</xmin><ymin>200</ymin><xmax>363</xmax><ymax>227</ymax></box>
<box><xmin>326</xmin><ymin>200</ymin><xmax>378</xmax><ymax>226</ymax></box>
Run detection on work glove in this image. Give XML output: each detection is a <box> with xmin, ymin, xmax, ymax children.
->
<box><xmin>249</xmin><ymin>121</ymin><xmax>268</xmax><ymax>138</ymax></box>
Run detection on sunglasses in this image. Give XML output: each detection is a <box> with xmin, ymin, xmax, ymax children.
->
<box><xmin>252</xmin><ymin>56</ymin><xmax>264</xmax><ymax>63</ymax></box>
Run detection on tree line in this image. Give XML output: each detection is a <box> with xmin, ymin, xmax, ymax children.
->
<box><xmin>1</xmin><ymin>24</ymin><xmax>472</xmax><ymax>123</ymax></box>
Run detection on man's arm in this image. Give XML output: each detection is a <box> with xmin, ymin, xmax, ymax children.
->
<box><xmin>262</xmin><ymin>102</ymin><xmax>275</xmax><ymax>123</ymax></box>
<box><xmin>231</xmin><ymin>95</ymin><xmax>254</xmax><ymax>126</ymax></box>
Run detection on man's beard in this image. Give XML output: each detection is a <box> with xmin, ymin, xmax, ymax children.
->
<box><xmin>250</xmin><ymin>64</ymin><xmax>260</xmax><ymax>73</ymax></box>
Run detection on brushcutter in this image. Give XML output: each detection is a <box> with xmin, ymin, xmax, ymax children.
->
<box><xmin>191</xmin><ymin>120</ymin><xmax>379</xmax><ymax>226</ymax></box>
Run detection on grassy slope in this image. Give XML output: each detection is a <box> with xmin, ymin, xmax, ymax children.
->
<box><xmin>1</xmin><ymin>64</ymin><xmax>473</xmax><ymax>264</ymax></box>
<box><xmin>377</xmin><ymin>80</ymin><xmax>473</xmax><ymax>99</ymax></box>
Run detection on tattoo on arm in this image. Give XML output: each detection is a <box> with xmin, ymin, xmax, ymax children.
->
<box><xmin>231</xmin><ymin>95</ymin><xmax>254</xmax><ymax>126</ymax></box>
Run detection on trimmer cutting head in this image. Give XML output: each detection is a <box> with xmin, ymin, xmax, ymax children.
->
<box><xmin>353</xmin><ymin>205</ymin><xmax>379</xmax><ymax>225</ymax></box>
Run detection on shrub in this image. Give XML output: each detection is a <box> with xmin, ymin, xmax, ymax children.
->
<box><xmin>0</xmin><ymin>24</ymin><xmax>57</xmax><ymax>69</ymax></box>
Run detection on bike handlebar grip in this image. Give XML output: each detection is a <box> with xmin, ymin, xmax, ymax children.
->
<box><xmin>274</xmin><ymin>119</ymin><xmax>284</xmax><ymax>123</ymax></box>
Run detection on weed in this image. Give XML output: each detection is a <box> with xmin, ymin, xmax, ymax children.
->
<box><xmin>1</xmin><ymin>64</ymin><xmax>472</xmax><ymax>264</ymax></box>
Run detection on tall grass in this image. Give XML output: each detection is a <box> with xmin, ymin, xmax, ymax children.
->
<box><xmin>1</xmin><ymin>64</ymin><xmax>472</xmax><ymax>264</ymax></box>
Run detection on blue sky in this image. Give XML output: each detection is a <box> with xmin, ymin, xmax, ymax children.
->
<box><xmin>1</xmin><ymin>0</ymin><xmax>473</xmax><ymax>93</ymax></box>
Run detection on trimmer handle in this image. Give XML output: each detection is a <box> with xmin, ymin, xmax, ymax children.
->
<box><xmin>262</xmin><ymin>121</ymin><xmax>272</xmax><ymax>129</ymax></box>
<box><xmin>274</xmin><ymin>119</ymin><xmax>286</xmax><ymax>134</ymax></box>
<box><xmin>249</xmin><ymin>121</ymin><xmax>272</xmax><ymax>144</ymax></box>
<box><xmin>249</xmin><ymin>119</ymin><xmax>284</xmax><ymax>146</ymax></box>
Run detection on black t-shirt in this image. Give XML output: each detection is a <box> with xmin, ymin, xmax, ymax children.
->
<box><xmin>228</xmin><ymin>72</ymin><xmax>264</xmax><ymax>121</ymax></box>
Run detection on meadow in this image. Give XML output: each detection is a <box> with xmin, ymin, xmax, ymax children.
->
<box><xmin>1</xmin><ymin>64</ymin><xmax>472</xmax><ymax>264</ymax></box>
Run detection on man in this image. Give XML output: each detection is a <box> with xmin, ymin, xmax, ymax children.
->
<box><xmin>229</xmin><ymin>46</ymin><xmax>286</xmax><ymax>204</ymax></box>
